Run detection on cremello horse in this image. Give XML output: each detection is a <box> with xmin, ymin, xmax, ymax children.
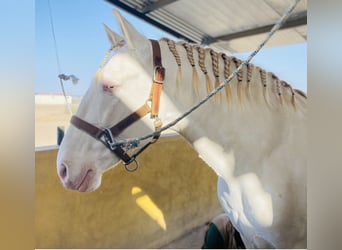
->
<box><xmin>57</xmin><ymin>10</ymin><xmax>307</xmax><ymax>249</ymax></box>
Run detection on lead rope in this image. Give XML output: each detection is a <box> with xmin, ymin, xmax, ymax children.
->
<box><xmin>111</xmin><ymin>0</ymin><xmax>302</xmax><ymax>149</ymax></box>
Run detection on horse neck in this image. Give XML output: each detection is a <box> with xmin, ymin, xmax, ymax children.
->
<box><xmin>157</xmin><ymin>38</ymin><xmax>307</xmax><ymax>177</ymax></box>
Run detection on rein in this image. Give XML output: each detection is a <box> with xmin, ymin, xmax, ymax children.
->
<box><xmin>70</xmin><ymin>39</ymin><xmax>165</xmax><ymax>172</ymax></box>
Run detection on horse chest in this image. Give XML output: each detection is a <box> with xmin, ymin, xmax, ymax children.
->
<box><xmin>217</xmin><ymin>172</ymin><xmax>287</xmax><ymax>248</ymax></box>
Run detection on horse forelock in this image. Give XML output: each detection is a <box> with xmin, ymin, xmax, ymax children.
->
<box><xmin>159</xmin><ymin>37</ymin><xmax>306</xmax><ymax>113</ymax></box>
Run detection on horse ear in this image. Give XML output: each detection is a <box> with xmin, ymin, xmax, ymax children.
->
<box><xmin>102</xmin><ymin>23</ymin><xmax>125</xmax><ymax>47</ymax></box>
<box><xmin>111</xmin><ymin>9</ymin><xmax>148</xmax><ymax>50</ymax></box>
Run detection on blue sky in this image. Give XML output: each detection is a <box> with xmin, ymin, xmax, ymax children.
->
<box><xmin>36</xmin><ymin>0</ymin><xmax>307</xmax><ymax>96</ymax></box>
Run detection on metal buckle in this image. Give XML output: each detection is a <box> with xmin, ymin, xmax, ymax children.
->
<box><xmin>153</xmin><ymin>66</ymin><xmax>165</xmax><ymax>84</ymax></box>
<box><xmin>103</xmin><ymin>128</ymin><xmax>117</xmax><ymax>150</ymax></box>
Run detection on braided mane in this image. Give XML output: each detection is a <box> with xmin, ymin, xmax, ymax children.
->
<box><xmin>160</xmin><ymin>38</ymin><xmax>306</xmax><ymax>111</ymax></box>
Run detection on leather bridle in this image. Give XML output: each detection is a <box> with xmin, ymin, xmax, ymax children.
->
<box><xmin>69</xmin><ymin>39</ymin><xmax>165</xmax><ymax>172</ymax></box>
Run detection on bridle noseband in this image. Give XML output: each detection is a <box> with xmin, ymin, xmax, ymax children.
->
<box><xmin>69</xmin><ymin>39</ymin><xmax>165</xmax><ymax>172</ymax></box>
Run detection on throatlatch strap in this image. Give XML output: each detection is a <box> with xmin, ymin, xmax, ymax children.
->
<box><xmin>150</xmin><ymin>39</ymin><xmax>165</xmax><ymax>118</ymax></box>
<box><xmin>151</xmin><ymin>39</ymin><xmax>162</xmax><ymax>68</ymax></box>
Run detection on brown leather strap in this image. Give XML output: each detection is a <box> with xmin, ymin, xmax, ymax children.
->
<box><xmin>70</xmin><ymin>104</ymin><xmax>150</xmax><ymax>165</ymax></box>
<box><xmin>150</xmin><ymin>39</ymin><xmax>165</xmax><ymax>118</ymax></box>
<box><xmin>151</xmin><ymin>39</ymin><xmax>162</xmax><ymax>68</ymax></box>
<box><xmin>71</xmin><ymin>115</ymin><xmax>103</xmax><ymax>139</ymax></box>
<box><xmin>70</xmin><ymin>103</ymin><xmax>151</xmax><ymax>139</ymax></box>
<box><xmin>109</xmin><ymin>102</ymin><xmax>151</xmax><ymax>137</ymax></box>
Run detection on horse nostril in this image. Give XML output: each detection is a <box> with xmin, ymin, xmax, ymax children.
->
<box><xmin>59</xmin><ymin>163</ymin><xmax>68</xmax><ymax>179</ymax></box>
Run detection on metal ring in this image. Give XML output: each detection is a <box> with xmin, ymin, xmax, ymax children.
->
<box><xmin>124</xmin><ymin>159</ymin><xmax>139</xmax><ymax>172</ymax></box>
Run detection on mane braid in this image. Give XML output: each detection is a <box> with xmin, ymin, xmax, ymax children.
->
<box><xmin>158</xmin><ymin>38</ymin><xmax>306</xmax><ymax>111</ymax></box>
<box><xmin>232</xmin><ymin>57</ymin><xmax>243</xmax><ymax>104</ymax></box>
<box><xmin>259</xmin><ymin>68</ymin><xmax>269</xmax><ymax>106</ymax></box>
<box><xmin>260</xmin><ymin>68</ymin><xmax>267</xmax><ymax>87</ymax></box>
<box><xmin>280</xmin><ymin>80</ymin><xmax>296</xmax><ymax>109</ymax></box>
<box><xmin>273</xmin><ymin>74</ymin><xmax>284</xmax><ymax>106</ymax></box>
<box><xmin>232</xmin><ymin>57</ymin><xmax>243</xmax><ymax>82</ymax></box>
<box><xmin>221</xmin><ymin>53</ymin><xmax>233</xmax><ymax>104</ymax></box>
<box><xmin>210</xmin><ymin>49</ymin><xmax>221</xmax><ymax>102</ymax></box>
<box><xmin>182</xmin><ymin>42</ymin><xmax>199</xmax><ymax>96</ymax></box>
<box><xmin>161</xmin><ymin>38</ymin><xmax>182</xmax><ymax>89</ymax></box>
<box><xmin>246</xmin><ymin>63</ymin><xmax>253</xmax><ymax>101</ymax></box>
<box><xmin>196</xmin><ymin>46</ymin><xmax>213</xmax><ymax>95</ymax></box>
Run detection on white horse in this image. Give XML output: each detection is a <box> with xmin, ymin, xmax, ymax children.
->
<box><xmin>57</xmin><ymin>10</ymin><xmax>307</xmax><ymax>249</ymax></box>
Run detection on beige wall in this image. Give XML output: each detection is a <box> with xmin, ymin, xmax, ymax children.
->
<box><xmin>35</xmin><ymin>136</ymin><xmax>223</xmax><ymax>249</ymax></box>
<box><xmin>35</xmin><ymin>103</ymin><xmax>78</xmax><ymax>147</ymax></box>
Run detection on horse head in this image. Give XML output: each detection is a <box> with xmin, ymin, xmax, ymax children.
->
<box><xmin>56</xmin><ymin>10</ymin><xmax>161</xmax><ymax>192</ymax></box>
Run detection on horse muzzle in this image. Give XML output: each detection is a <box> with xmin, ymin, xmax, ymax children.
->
<box><xmin>57</xmin><ymin>162</ymin><xmax>99</xmax><ymax>192</ymax></box>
